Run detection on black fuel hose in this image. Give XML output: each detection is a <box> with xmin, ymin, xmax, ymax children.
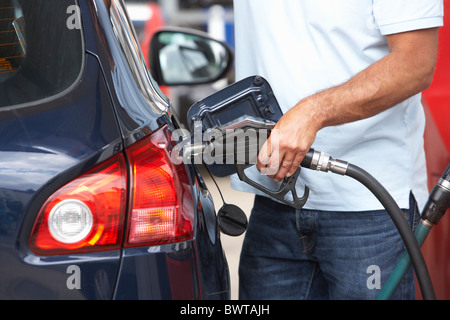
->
<box><xmin>300</xmin><ymin>150</ymin><xmax>435</xmax><ymax>299</ymax></box>
<box><xmin>345</xmin><ymin>163</ymin><xmax>435</xmax><ymax>300</ymax></box>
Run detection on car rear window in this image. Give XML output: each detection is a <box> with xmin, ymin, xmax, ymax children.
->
<box><xmin>0</xmin><ymin>0</ymin><xmax>83</xmax><ymax>108</ymax></box>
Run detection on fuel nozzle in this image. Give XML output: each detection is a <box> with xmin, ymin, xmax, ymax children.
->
<box><xmin>421</xmin><ymin>163</ymin><xmax>450</xmax><ymax>226</ymax></box>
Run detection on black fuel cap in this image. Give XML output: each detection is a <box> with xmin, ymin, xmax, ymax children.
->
<box><xmin>217</xmin><ymin>203</ymin><xmax>248</xmax><ymax>237</ymax></box>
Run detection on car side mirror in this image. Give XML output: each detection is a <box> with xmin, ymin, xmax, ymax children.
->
<box><xmin>149</xmin><ymin>28</ymin><xmax>233</xmax><ymax>86</ymax></box>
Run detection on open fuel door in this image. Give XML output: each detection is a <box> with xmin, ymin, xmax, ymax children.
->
<box><xmin>184</xmin><ymin>75</ymin><xmax>309</xmax><ymax>210</ymax></box>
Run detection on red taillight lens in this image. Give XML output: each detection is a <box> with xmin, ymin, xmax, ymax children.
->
<box><xmin>30</xmin><ymin>154</ymin><xmax>127</xmax><ymax>256</ymax></box>
<box><xmin>29</xmin><ymin>126</ymin><xmax>195</xmax><ymax>255</ymax></box>
<box><xmin>125</xmin><ymin>125</ymin><xmax>194</xmax><ymax>247</ymax></box>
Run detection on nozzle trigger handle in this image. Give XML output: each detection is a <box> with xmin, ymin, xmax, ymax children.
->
<box><xmin>235</xmin><ymin>164</ymin><xmax>309</xmax><ymax>209</ymax></box>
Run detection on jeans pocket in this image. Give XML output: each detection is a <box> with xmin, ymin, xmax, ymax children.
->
<box><xmin>404</xmin><ymin>192</ymin><xmax>421</xmax><ymax>231</ymax></box>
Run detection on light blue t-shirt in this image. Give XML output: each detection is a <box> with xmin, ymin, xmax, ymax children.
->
<box><xmin>231</xmin><ymin>0</ymin><xmax>444</xmax><ymax>211</ymax></box>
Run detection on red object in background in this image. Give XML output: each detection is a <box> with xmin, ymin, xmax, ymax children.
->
<box><xmin>140</xmin><ymin>2</ymin><xmax>170</xmax><ymax>97</ymax></box>
<box><xmin>419</xmin><ymin>0</ymin><xmax>450</xmax><ymax>300</ymax></box>
<box><xmin>140</xmin><ymin>3</ymin><xmax>164</xmax><ymax>68</ymax></box>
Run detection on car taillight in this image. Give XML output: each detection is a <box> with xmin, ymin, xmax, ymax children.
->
<box><xmin>125</xmin><ymin>125</ymin><xmax>194</xmax><ymax>247</ymax></box>
<box><xmin>29</xmin><ymin>125</ymin><xmax>195</xmax><ymax>256</ymax></box>
<box><xmin>30</xmin><ymin>154</ymin><xmax>127</xmax><ymax>256</ymax></box>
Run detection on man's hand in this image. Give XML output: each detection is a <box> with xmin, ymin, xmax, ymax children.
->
<box><xmin>256</xmin><ymin>97</ymin><xmax>322</xmax><ymax>183</ymax></box>
<box><xmin>256</xmin><ymin>27</ymin><xmax>439</xmax><ymax>182</ymax></box>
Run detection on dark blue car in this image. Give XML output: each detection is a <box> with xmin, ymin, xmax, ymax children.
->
<box><xmin>0</xmin><ymin>0</ymin><xmax>233</xmax><ymax>299</ymax></box>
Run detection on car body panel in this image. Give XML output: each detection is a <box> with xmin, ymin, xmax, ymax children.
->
<box><xmin>0</xmin><ymin>0</ymin><xmax>229</xmax><ymax>300</ymax></box>
<box><xmin>0</xmin><ymin>53</ymin><xmax>123</xmax><ymax>299</ymax></box>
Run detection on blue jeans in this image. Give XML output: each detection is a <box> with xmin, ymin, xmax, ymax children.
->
<box><xmin>239</xmin><ymin>194</ymin><xmax>420</xmax><ymax>300</ymax></box>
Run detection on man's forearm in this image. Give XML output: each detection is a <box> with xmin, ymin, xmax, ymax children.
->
<box><xmin>305</xmin><ymin>28</ymin><xmax>438</xmax><ymax>130</ymax></box>
<box><xmin>260</xmin><ymin>28</ymin><xmax>439</xmax><ymax>182</ymax></box>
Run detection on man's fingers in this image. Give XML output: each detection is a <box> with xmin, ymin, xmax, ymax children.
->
<box><xmin>274</xmin><ymin>153</ymin><xmax>304</xmax><ymax>182</ymax></box>
<box><xmin>256</xmin><ymin>128</ymin><xmax>306</xmax><ymax>181</ymax></box>
<box><xmin>257</xmin><ymin>129</ymin><xmax>279</xmax><ymax>174</ymax></box>
<box><xmin>256</xmin><ymin>139</ymin><xmax>271</xmax><ymax>173</ymax></box>
<box><xmin>264</xmin><ymin>149</ymin><xmax>281</xmax><ymax>176</ymax></box>
<box><xmin>286</xmin><ymin>153</ymin><xmax>304</xmax><ymax>176</ymax></box>
<box><xmin>272</xmin><ymin>156</ymin><xmax>293</xmax><ymax>182</ymax></box>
